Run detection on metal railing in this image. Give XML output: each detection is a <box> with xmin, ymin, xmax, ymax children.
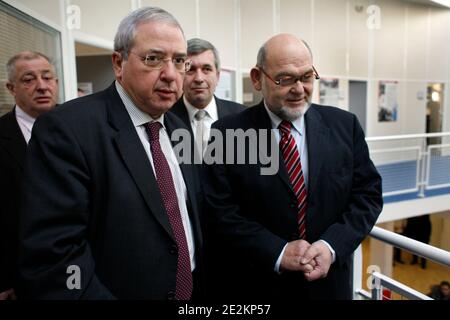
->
<box><xmin>366</xmin><ymin>132</ymin><xmax>450</xmax><ymax>197</ymax></box>
<box><xmin>353</xmin><ymin>226</ymin><xmax>450</xmax><ymax>300</ymax></box>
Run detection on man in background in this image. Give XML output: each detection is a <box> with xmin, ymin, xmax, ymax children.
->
<box><xmin>170</xmin><ymin>38</ymin><xmax>244</xmax><ymax>157</ymax></box>
<box><xmin>0</xmin><ymin>51</ymin><xmax>58</xmax><ymax>299</ymax></box>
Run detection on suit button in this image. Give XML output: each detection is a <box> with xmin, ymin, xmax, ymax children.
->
<box><xmin>170</xmin><ymin>245</ymin><xmax>178</xmax><ymax>255</ymax></box>
<box><xmin>167</xmin><ymin>291</ymin><xmax>176</xmax><ymax>300</ymax></box>
<box><xmin>290</xmin><ymin>202</ymin><xmax>296</xmax><ymax>209</ymax></box>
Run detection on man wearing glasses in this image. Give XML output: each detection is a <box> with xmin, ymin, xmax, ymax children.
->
<box><xmin>18</xmin><ymin>7</ymin><xmax>204</xmax><ymax>300</ymax></box>
<box><xmin>203</xmin><ymin>34</ymin><xmax>383</xmax><ymax>299</ymax></box>
<box><xmin>0</xmin><ymin>51</ymin><xmax>58</xmax><ymax>300</ymax></box>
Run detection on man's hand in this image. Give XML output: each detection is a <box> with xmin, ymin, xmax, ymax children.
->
<box><xmin>301</xmin><ymin>241</ymin><xmax>333</xmax><ymax>281</ymax></box>
<box><xmin>280</xmin><ymin>240</ymin><xmax>316</xmax><ymax>272</ymax></box>
<box><xmin>0</xmin><ymin>288</ymin><xmax>16</xmax><ymax>300</ymax></box>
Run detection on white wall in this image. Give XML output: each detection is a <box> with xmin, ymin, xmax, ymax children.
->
<box><xmin>70</xmin><ymin>0</ymin><xmax>133</xmax><ymax>43</ymax></box>
<box><xmin>8</xmin><ymin>0</ymin><xmax>450</xmax><ymax>138</ymax></box>
<box><xmin>7</xmin><ymin>0</ymin><xmax>63</xmax><ymax>27</ymax></box>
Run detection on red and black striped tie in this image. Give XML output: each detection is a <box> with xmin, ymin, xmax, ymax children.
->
<box><xmin>279</xmin><ymin>120</ymin><xmax>307</xmax><ymax>239</ymax></box>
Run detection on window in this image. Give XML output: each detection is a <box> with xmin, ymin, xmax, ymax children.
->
<box><xmin>0</xmin><ymin>1</ymin><xmax>63</xmax><ymax>116</ymax></box>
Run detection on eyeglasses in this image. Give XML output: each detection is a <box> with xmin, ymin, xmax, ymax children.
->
<box><xmin>257</xmin><ymin>65</ymin><xmax>320</xmax><ymax>87</ymax></box>
<box><xmin>128</xmin><ymin>51</ymin><xmax>191</xmax><ymax>72</ymax></box>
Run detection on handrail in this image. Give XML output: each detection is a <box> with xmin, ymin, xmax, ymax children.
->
<box><xmin>371</xmin><ymin>272</ymin><xmax>433</xmax><ymax>300</ymax></box>
<box><xmin>370</xmin><ymin>226</ymin><xmax>450</xmax><ymax>267</ymax></box>
<box><xmin>366</xmin><ymin>132</ymin><xmax>450</xmax><ymax>142</ymax></box>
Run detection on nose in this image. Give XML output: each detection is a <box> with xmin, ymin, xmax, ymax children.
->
<box><xmin>160</xmin><ymin>60</ymin><xmax>178</xmax><ymax>82</ymax></box>
<box><xmin>193</xmin><ymin>69</ymin><xmax>204</xmax><ymax>83</ymax></box>
<box><xmin>36</xmin><ymin>76</ymin><xmax>50</xmax><ymax>91</ymax></box>
<box><xmin>290</xmin><ymin>80</ymin><xmax>305</xmax><ymax>94</ymax></box>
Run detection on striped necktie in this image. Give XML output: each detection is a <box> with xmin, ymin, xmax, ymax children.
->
<box><xmin>279</xmin><ymin>120</ymin><xmax>307</xmax><ymax>239</ymax></box>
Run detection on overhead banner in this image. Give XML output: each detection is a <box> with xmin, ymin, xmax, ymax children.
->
<box><xmin>378</xmin><ymin>81</ymin><xmax>398</xmax><ymax>122</ymax></box>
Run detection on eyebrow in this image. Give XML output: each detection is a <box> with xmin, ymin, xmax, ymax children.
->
<box><xmin>190</xmin><ymin>62</ymin><xmax>214</xmax><ymax>69</ymax></box>
<box><xmin>145</xmin><ymin>48</ymin><xmax>187</xmax><ymax>57</ymax></box>
<box><xmin>20</xmin><ymin>69</ymin><xmax>53</xmax><ymax>77</ymax></box>
<box><xmin>275</xmin><ymin>68</ymin><xmax>314</xmax><ymax>78</ymax></box>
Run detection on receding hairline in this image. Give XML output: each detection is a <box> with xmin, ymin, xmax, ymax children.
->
<box><xmin>257</xmin><ymin>37</ymin><xmax>313</xmax><ymax>68</ymax></box>
<box><xmin>113</xmin><ymin>6</ymin><xmax>185</xmax><ymax>60</ymax></box>
<box><xmin>6</xmin><ymin>51</ymin><xmax>55</xmax><ymax>82</ymax></box>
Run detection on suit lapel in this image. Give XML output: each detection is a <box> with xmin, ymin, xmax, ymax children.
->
<box><xmin>106</xmin><ymin>85</ymin><xmax>174</xmax><ymax>239</ymax></box>
<box><xmin>216</xmin><ymin>96</ymin><xmax>226</xmax><ymax>119</ymax></box>
<box><xmin>0</xmin><ymin>108</ymin><xmax>27</xmax><ymax>170</ymax></box>
<box><xmin>171</xmin><ymin>98</ymin><xmax>191</xmax><ymax>130</ymax></box>
<box><xmin>305</xmin><ymin>105</ymin><xmax>329</xmax><ymax>195</ymax></box>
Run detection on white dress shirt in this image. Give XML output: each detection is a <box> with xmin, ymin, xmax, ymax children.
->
<box><xmin>116</xmin><ymin>81</ymin><xmax>196</xmax><ymax>271</ymax></box>
<box><xmin>183</xmin><ymin>95</ymin><xmax>218</xmax><ymax>150</ymax></box>
<box><xmin>262</xmin><ymin>102</ymin><xmax>336</xmax><ymax>272</ymax></box>
<box><xmin>15</xmin><ymin>105</ymin><xmax>36</xmax><ymax>144</ymax></box>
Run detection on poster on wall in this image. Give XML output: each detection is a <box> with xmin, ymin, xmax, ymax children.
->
<box><xmin>319</xmin><ymin>78</ymin><xmax>339</xmax><ymax>106</ymax></box>
<box><xmin>378</xmin><ymin>81</ymin><xmax>398</xmax><ymax>122</ymax></box>
<box><xmin>215</xmin><ymin>69</ymin><xmax>234</xmax><ymax>101</ymax></box>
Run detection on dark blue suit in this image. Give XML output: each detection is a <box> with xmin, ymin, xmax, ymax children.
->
<box><xmin>0</xmin><ymin>108</ymin><xmax>27</xmax><ymax>293</ymax></box>
<box><xmin>203</xmin><ymin>101</ymin><xmax>383</xmax><ymax>300</ymax></box>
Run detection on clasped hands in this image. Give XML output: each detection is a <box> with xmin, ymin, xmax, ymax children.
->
<box><xmin>280</xmin><ymin>240</ymin><xmax>332</xmax><ymax>281</ymax></box>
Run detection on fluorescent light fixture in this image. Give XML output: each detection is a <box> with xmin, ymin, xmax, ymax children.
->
<box><xmin>430</xmin><ymin>0</ymin><xmax>450</xmax><ymax>8</ymax></box>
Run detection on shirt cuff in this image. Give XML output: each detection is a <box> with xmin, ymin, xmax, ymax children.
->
<box><xmin>318</xmin><ymin>239</ymin><xmax>336</xmax><ymax>263</ymax></box>
<box><xmin>274</xmin><ymin>244</ymin><xmax>288</xmax><ymax>274</ymax></box>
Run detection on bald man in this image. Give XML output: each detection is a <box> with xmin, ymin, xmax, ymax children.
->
<box><xmin>202</xmin><ymin>34</ymin><xmax>382</xmax><ymax>300</ymax></box>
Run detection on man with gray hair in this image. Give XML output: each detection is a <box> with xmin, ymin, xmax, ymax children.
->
<box><xmin>0</xmin><ymin>51</ymin><xmax>58</xmax><ymax>300</ymax></box>
<box><xmin>170</xmin><ymin>38</ymin><xmax>244</xmax><ymax>157</ymax></box>
<box><xmin>18</xmin><ymin>7</ymin><xmax>204</xmax><ymax>300</ymax></box>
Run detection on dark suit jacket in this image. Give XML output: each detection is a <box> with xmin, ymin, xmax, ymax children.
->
<box><xmin>18</xmin><ymin>83</ymin><xmax>204</xmax><ymax>300</ymax></box>
<box><xmin>169</xmin><ymin>95</ymin><xmax>245</xmax><ymax>136</ymax></box>
<box><xmin>0</xmin><ymin>108</ymin><xmax>27</xmax><ymax>293</ymax></box>
<box><xmin>203</xmin><ymin>101</ymin><xmax>383</xmax><ymax>300</ymax></box>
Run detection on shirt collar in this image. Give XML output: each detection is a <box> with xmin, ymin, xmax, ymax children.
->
<box><xmin>115</xmin><ymin>81</ymin><xmax>165</xmax><ymax>128</ymax></box>
<box><xmin>15</xmin><ymin>104</ymin><xmax>36</xmax><ymax>127</ymax></box>
<box><xmin>263</xmin><ymin>100</ymin><xmax>305</xmax><ymax>136</ymax></box>
<box><xmin>183</xmin><ymin>95</ymin><xmax>218</xmax><ymax>123</ymax></box>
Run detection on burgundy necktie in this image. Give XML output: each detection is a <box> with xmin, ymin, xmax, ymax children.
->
<box><xmin>279</xmin><ymin>120</ymin><xmax>307</xmax><ymax>239</ymax></box>
<box><xmin>145</xmin><ymin>121</ymin><xmax>193</xmax><ymax>300</ymax></box>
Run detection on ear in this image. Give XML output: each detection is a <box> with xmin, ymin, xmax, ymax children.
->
<box><xmin>250</xmin><ymin>67</ymin><xmax>262</xmax><ymax>91</ymax></box>
<box><xmin>112</xmin><ymin>52</ymin><xmax>124</xmax><ymax>80</ymax></box>
<box><xmin>6</xmin><ymin>82</ymin><xmax>16</xmax><ymax>96</ymax></box>
<box><xmin>216</xmin><ymin>69</ymin><xmax>220</xmax><ymax>81</ymax></box>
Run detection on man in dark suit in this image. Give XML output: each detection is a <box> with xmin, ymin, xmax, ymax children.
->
<box><xmin>0</xmin><ymin>51</ymin><xmax>59</xmax><ymax>300</ymax></box>
<box><xmin>170</xmin><ymin>38</ymin><xmax>244</xmax><ymax>157</ymax></box>
<box><xmin>203</xmin><ymin>34</ymin><xmax>383</xmax><ymax>300</ymax></box>
<box><xmin>18</xmin><ymin>7</ymin><xmax>203</xmax><ymax>300</ymax></box>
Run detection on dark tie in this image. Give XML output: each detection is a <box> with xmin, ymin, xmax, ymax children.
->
<box><xmin>279</xmin><ymin>120</ymin><xmax>307</xmax><ymax>239</ymax></box>
<box><xmin>145</xmin><ymin>121</ymin><xmax>193</xmax><ymax>300</ymax></box>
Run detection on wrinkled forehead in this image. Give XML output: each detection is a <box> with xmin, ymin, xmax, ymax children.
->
<box><xmin>265</xmin><ymin>41</ymin><xmax>312</xmax><ymax>71</ymax></box>
<box><xmin>132</xmin><ymin>21</ymin><xmax>186</xmax><ymax>53</ymax></box>
<box><xmin>15</xmin><ymin>57</ymin><xmax>54</xmax><ymax>77</ymax></box>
